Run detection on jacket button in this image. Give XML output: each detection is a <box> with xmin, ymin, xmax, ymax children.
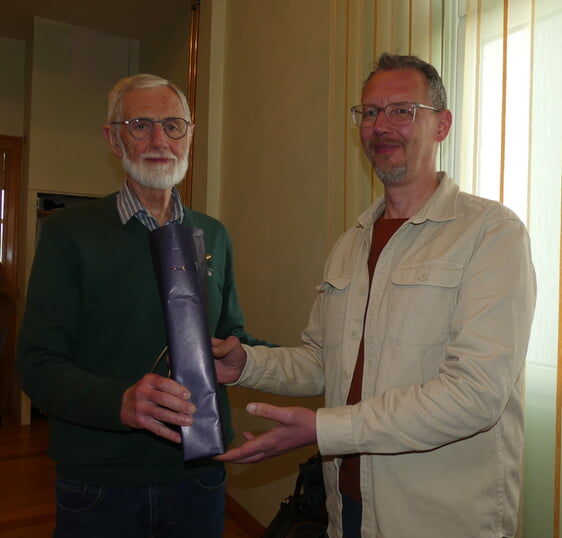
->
<box><xmin>417</xmin><ymin>268</ymin><xmax>429</xmax><ymax>281</ymax></box>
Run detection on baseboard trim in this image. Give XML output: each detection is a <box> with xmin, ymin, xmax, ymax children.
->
<box><xmin>225</xmin><ymin>494</ymin><xmax>266</xmax><ymax>537</ymax></box>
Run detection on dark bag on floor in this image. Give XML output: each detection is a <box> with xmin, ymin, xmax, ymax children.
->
<box><xmin>262</xmin><ymin>453</ymin><xmax>328</xmax><ymax>538</ymax></box>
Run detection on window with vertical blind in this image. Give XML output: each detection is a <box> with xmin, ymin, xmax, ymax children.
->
<box><xmin>447</xmin><ymin>1</ymin><xmax>562</xmax><ymax>536</ymax></box>
<box><xmin>334</xmin><ymin>0</ymin><xmax>561</xmax><ymax>535</ymax></box>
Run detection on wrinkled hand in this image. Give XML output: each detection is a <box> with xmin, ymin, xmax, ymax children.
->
<box><xmin>212</xmin><ymin>336</ymin><xmax>247</xmax><ymax>384</ymax></box>
<box><xmin>120</xmin><ymin>373</ymin><xmax>195</xmax><ymax>443</ymax></box>
<box><xmin>215</xmin><ymin>402</ymin><xmax>317</xmax><ymax>464</ymax></box>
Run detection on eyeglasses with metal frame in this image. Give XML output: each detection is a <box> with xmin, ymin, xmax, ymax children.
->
<box><xmin>111</xmin><ymin>117</ymin><xmax>190</xmax><ymax>140</ymax></box>
<box><xmin>350</xmin><ymin>102</ymin><xmax>440</xmax><ymax>128</ymax></box>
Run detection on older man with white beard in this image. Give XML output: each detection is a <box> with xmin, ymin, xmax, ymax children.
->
<box><xmin>17</xmin><ymin>74</ymin><xmax>264</xmax><ymax>538</ymax></box>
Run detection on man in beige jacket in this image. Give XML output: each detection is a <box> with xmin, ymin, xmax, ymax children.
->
<box><xmin>212</xmin><ymin>53</ymin><xmax>536</xmax><ymax>538</ymax></box>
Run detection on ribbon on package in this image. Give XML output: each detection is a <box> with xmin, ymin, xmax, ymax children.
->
<box><xmin>150</xmin><ymin>224</ymin><xmax>225</xmax><ymax>460</ymax></box>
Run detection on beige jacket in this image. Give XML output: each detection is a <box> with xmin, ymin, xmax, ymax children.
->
<box><xmin>239</xmin><ymin>174</ymin><xmax>536</xmax><ymax>538</ymax></box>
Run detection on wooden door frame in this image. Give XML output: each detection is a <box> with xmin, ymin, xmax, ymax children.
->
<box><xmin>0</xmin><ymin>135</ymin><xmax>22</xmax><ymax>291</ymax></box>
<box><xmin>178</xmin><ymin>0</ymin><xmax>201</xmax><ymax>208</ymax></box>
<box><xmin>0</xmin><ymin>134</ymin><xmax>23</xmax><ymax>424</ymax></box>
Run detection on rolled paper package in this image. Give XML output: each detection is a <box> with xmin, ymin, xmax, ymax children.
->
<box><xmin>150</xmin><ymin>224</ymin><xmax>225</xmax><ymax>460</ymax></box>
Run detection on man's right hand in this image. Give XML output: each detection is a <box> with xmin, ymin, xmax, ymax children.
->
<box><xmin>212</xmin><ymin>335</ymin><xmax>247</xmax><ymax>384</ymax></box>
<box><xmin>120</xmin><ymin>373</ymin><xmax>195</xmax><ymax>443</ymax></box>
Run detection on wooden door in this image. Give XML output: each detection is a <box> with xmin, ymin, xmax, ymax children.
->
<box><xmin>0</xmin><ymin>135</ymin><xmax>22</xmax><ymax>425</ymax></box>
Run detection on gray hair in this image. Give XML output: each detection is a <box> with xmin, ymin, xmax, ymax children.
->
<box><xmin>107</xmin><ymin>73</ymin><xmax>191</xmax><ymax>123</ymax></box>
<box><xmin>365</xmin><ymin>53</ymin><xmax>447</xmax><ymax>110</ymax></box>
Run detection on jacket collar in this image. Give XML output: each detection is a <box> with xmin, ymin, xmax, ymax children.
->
<box><xmin>355</xmin><ymin>172</ymin><xmax>459</xmax><ymax>230</ymax></box>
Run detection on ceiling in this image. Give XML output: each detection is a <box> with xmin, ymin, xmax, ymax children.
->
<box><xmin>0</xmin><ymin>0</ymin><xmax>192</xmax><ymax>42</ymax></box>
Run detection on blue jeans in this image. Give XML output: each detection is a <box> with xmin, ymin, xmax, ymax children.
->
<box><xmin>341</xmin><ymin>493</ymin><xmax>362</xmax><ymax>538</ymax></box>
<box><xmin>323</xmin><ymin>493</ymin><xmax>362</xmax><ymax>537</ymax></box>
<box><xmin>53</xmin><ymin>466</ymin><xmax>226</xmax><ymax>538</ymax></box>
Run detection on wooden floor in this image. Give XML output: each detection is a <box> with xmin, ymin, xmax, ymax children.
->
<box><xmin>0</xmin><ymin>417</ymin><xmax>259</xmax><ymax>537</ymax></box>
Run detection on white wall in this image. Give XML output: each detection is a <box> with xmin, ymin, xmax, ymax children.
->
<box><xmin>27</xmin><ymin>18</ymin><xmax>137</xmax><ymax>197</ymax></box>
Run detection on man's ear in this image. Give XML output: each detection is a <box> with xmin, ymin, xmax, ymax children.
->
<box><xmin>186</xmin><ymin>123</ymin><xmax>195</xmax><ymax>147</ymax></box>
<box><xmin>435</xmin><ymin>110</ymin><xmax>452</xmax><ymax>142</ymax></box>
<box><xmin>102</xmin><ymin>125</ymin><xmax>123</xmax><ymax>158</ymax></box>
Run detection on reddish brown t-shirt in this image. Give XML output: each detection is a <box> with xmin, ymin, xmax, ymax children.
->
<box><xmin>339</xmin><ymin>217</ymin><xmax>407</xmax><ymax>502</ymax></box>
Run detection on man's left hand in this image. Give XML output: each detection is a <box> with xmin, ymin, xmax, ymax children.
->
<box><xmin>214</xmin><ymin>402</ymin><xmax>317</xmax><ymax>463</ymax></box>
<box><xmin>120</xmin><ymin>373</ymin><xmax>195</xmax><ymax>443</ymax></box>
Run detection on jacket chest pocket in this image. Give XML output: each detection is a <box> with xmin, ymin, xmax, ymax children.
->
<box><xmin>318</xmin><ymin>277</ymin><xmax>352</xmax><ymax>349</ymax></box>
<box><xmin>387</xmin><ymin>261</ymin><xmax>462</xmax><ymax>346</ymax></box>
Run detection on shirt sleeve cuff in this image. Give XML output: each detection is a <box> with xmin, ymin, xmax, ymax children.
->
<box><xmin>316</xmin><ymin>405</ymin><xmax>356</xmax><ymax>456</ymax></box>
<box><xmin>224</xmin><ymin>344</ymin><xmax>255</xmax><ymax>386</ymax></box>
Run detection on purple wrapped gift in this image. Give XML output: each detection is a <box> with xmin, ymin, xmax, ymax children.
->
<box><xmin>150</xmin><ymin>224</ymin><xmax>224</xmax><ymax>460</ymax></box>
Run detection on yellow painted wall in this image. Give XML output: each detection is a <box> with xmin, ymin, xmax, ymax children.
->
<box><xmin>219</xmin><ymin>0</ymin><xmax>331</xmax><ymax>344</ymax></box>
<box><xmin>139</xmin><ymin>11</ymin><xmax>190</xmax><ymax>95</ymax></box>
<box><xmin>0</xmin><ymin>37</ymin><xmax>26</xmax><ymax>137</ymax></box>
<box><xmin>194</xmin><ymin>0</ymin><xmax>333</xmax><ymax>526</ymax></box>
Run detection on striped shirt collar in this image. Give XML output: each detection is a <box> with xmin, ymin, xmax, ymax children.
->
<box><xmin>117</xmin><ymin>179</ymin><xmax>184</xmax><ymax>231</ymax></box>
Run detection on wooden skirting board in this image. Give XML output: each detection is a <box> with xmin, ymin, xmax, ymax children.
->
<box><xmin>225</xmin><ymin>494</ymin><xmax>266</xmax><ymax>538</ymax></box>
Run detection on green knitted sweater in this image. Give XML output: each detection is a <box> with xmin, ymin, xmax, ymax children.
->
<box><xmin>17</xmin><ymin>193</ymin><xmax>264</xmax><ymax>485</ymax></box>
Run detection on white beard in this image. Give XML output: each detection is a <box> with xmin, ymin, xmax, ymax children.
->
<box><xmin>121</xmin><ymin>147</ymin><xmax>189</xmax><ymax>190</ymax></box>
